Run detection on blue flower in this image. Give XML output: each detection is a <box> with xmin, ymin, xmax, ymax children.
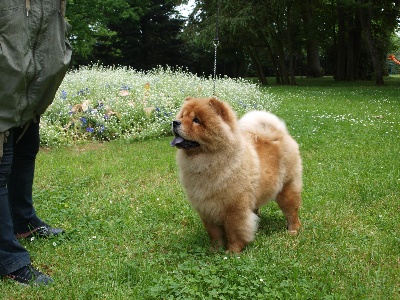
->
<box><xmin>77</xmin><ymin>87</ymin><xmax>90</xmax><ymax>96</ymax></box>
<box><xmin>86</xmin><ymin>127</ymin><xmax>94</xmax><ymax>133</ymax></box>
<box><xmin>80</xmin><ymin>117</ymin><xmax>87</xmax><ymax>124</ymax></box>
<box><xmin>60</xmin><ymin>90</ymin><xmax>67</xmax><ymax>100</ymax></box>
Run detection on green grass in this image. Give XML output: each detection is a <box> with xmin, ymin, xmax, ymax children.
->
<box><xmin>1</xmin><ymin>77</ymin><xmax>399</xmax><ymax>299</ymax></box>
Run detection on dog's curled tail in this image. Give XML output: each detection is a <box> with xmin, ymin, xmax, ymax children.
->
<box><xmin>238</xmin><ymin>111</ymin><xmax>288</xmax><ymax>139</ymax></box>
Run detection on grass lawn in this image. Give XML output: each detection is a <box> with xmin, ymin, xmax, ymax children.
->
<box><xmin>1</xmin><ymin>77</ymin><xmax>399</xmax><ymax>299</ymax></box>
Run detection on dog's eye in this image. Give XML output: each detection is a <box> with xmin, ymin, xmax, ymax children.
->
<box><xmin>193</xmin><ymin>117</ymin><xmax>200</xmax><ymax>124</ymax></box>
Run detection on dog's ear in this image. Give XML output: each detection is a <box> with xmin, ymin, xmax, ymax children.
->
<box><xmin>209</xmin><ymin>98</ymin><xmax>237</xmax><ymax>127</ymax></box>
<box><xmin>185</xmin><ymin>97</ymin><xmax>193</xmax><ymax>102</ymax></box>
<box><xmin>209</xmin><ymin>97</ymin><xmax>224</xmax><ymax>115</ymax></box>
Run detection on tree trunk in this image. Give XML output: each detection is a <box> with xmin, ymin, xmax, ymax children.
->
<box><xmin>358</xmin><ymin>0</ymin><xmax>384</xmax><ymax>85</ymax></box>
<box><xmin>276</xmin><ymin>39</ymin><xmax>290</xmax><ymax>85</ymax></box>
<box><xmin>286</xmin><ymin>1</ymin><xmax>297</xmax><ymax>85</ymax></box>
<box><xmin>346</xmin><ymin>25</ymin><xmax>355</xmax><ymax>81</ymax></box>
<box><xmin>346</xmin><ymin>8</ymin><xmax>363</xmax><ymax>81</ymax></box>
<box><xmin>306</xmin><ymin>38</ymin><xmax>323</xmax><ymax>77</ymax></box>
<box><xmin>352</xmin><ymin>18</ymin><xmax>362</xmax><ymax>80</ymax></box>
<box><xmin>336</xmin><ymin>1</ymin><xmax>346</xmax><ymax>81</ymax></box>
<box><xmin>246</xmin><ymin>46</ymin><xmax>268</xmax><ymax>85</ymax></box>
<box><xmin>302</xmin><ymin>0</ymin><xmax>323</xmax><ymax>77</ymax></box>
<box><xmin>265</xmin><ymin>42</ymin><xmax>281</xmax><ymax>84</ymax></box>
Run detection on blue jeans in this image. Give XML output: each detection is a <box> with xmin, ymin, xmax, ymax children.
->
<box><xmin>0</xmin><ymin>120</ymin><xmax>43</xmax><ymax>275</ymax></box>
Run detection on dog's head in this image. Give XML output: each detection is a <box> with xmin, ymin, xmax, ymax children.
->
<box><xmin>171</xmin><ymin>97</ymin><xmax>238</xmax><ymax>152</ymax></box>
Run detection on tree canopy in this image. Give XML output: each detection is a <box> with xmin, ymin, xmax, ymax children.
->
<box><xmin>66</xmin><ymin>0</ymin><xmax>400</xmax><ymax>85</ymax></box>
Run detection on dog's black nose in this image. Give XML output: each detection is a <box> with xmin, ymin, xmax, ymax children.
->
<box><xmin>173</xmin><ymin>120</ymin><xmax>181</xmax><ymax>128</ymax></box>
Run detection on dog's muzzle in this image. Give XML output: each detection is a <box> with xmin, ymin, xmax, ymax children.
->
<box><xmin>170</xmin><ymin>121</ymin><xmax>200</xmax><ymax>149</ymax></box>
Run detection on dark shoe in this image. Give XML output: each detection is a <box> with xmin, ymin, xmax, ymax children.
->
<box><xmin>5</xmin><ymin>264</ymin><xmax>53</xmax><ymax>286</ymax></box>
<box><xmin>16</xmin><ymin>223</ymin><xmax>64</xmax><ymax>239</ymax></box>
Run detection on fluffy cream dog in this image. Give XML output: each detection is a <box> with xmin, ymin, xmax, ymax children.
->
<box><xmin>171</xmin><ymin>97</ymin><xmax>302</xmax><ymax>253</ymax></box>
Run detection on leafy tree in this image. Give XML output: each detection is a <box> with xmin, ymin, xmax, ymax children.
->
<box><xmin>67</xmin><ymin>0</ymin><xmax>185</xmax><ymax>69</ymax></box>
<box><xmin>66</xmin><ymin>0</ymin><xmax>400</xmax><ymax>86</ymax></box>
<box><xmin>331</xmin><ymin>0</ymin><xmax>400</xmax><ymax>84</ymax></box>
<box><xmin>183</xmin><ymin>0</ymin><xmax>305</xmax><ymax>85</ymax></box>
<box><xmin>93</xmin><ymin>0</ymin><xmax>185</xmax><ymax>69</ymax></box>
<box><xmin>66</xmin><ymin>0</ymin><xmax>144</xmax><ymax>67</ymax></box>
<box><xmin>334</xmin><ymin>0</ymin><xmax>363</xmax><ymax>81</ymax></box>
<box><xmin>184</xmin><ymin>0</ymin><xmax>400</xmax><ymax>85</ymax></box>
<box><xmin>358</xmin><ymin>0</ymin><xmax>399</xmax><ymax>85</ymax></box>
<box><xmin>388</xmin><ymin>33</ymin><xmax>400</xmax><ymax>74</ymax></box>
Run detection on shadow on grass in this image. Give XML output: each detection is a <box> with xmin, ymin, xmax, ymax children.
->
<box><xmin>174</xmin><ymin>212</ymin><xmax>287</xmax><ymax>255</ymax></box>
<box><xmin>258</xmin><ymin>212</ymin><xmax>287</xmax><ymax>236</ymax></box>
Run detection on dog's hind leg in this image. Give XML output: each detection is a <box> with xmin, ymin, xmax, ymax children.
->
<box><xmin>223</xmin><ymin>210</ymin><xmax>259</xmax><ymax>253</ymax></box>
<box><xmin>276</xmin><ymin>181</ymin><xmax>302</xmax><ymax>235</ymax></box>
<box><xmin>202</xmin><ymin>221</ymin><xmax>225</xmax><ymax>251</ymax></box>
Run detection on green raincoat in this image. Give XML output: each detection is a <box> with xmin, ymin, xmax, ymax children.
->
<box><xmin>0</xmin><ymin>0</ymin><xmax>72</xmax><ymax>132</ymax></box>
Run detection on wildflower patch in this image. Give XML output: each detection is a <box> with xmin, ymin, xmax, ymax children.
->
<box><xmin>41</xmin><ymin>66</ymin><xmax>277</xmax><ymax>146</ymax></box>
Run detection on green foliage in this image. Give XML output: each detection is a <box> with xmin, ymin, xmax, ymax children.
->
<box><xmin>102</xmin><ymin>0</ymin><xmax>185</xmax><ymax>68</ymax></box>
<box><xmin>65</xmin><ymin>0</ymin><xmax>400</xmax><ymax>83</ymax></box>
<box><xmin>184</xmin><ymin>0</ymin><xmax>400</xmax><ymax>82</ymax></box>
<box><xmin>67</xmin><ymin>0</ymin><xmax>185</xmax><ymax>68</ymax></box>
<box><xmin>67</xmin><ymin>0</ymin><xmax>147</xmax><ymax>65</ymax></box>
<box><xmin>388</xmin><ymin>33</ymin><xmax>400</xmax><ymax>74</ymax></box>
<box><xmin>40</xmin><ymin>66</ymin><xmax>276</xmax><ymax>146</ymax></box>
<box><xmin>1</xmin><ymin>76</ymin><xmax>399</xmax><ymax>299</ymax></box>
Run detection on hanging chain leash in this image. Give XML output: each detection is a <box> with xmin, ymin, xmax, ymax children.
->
<box><xmin>213</xmin><ymin>0</ymin><xmax>220</xmax><ymax>96</ymax></box>
<box><xmin>213</xmin><ymin>39</ymin><xmax>219</xmax><ymax>96</ymax></box>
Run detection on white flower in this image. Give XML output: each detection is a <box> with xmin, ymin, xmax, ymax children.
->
<box><xmin>53</xmin><ymin>242</ymin><xmax>57</xmax><ymax>247</ymax></box>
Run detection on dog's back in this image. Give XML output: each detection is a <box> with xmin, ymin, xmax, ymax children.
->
<box><xmin>238</xmin><ymin>111</ymin><xmax>288</xmax><ymax>141</ymax></box>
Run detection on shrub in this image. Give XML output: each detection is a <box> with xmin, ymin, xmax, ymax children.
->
<box><xmin>41</xmin><ymin>65</ymin><xmax>277</xmax><ymax>146</ymax></box>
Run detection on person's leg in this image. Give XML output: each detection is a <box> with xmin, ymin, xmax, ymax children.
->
<box><xmin>0</xmin><ymin>127</ymin><xmax>53</xmax><ymax>285</ymax></box>
<box><xmin>8</xmin><ymin>120</ymin><xmax>42</xmax><ymax>234</ymax></box>
<box><xmin>9</xmin><ymin>119</ymin><xmax>64</xmax><ymax>238</ymax></box>
<box><xmin>0</xmin><ymin>130</ymin><xmax>30</xmax><ymax>275</ymax></box>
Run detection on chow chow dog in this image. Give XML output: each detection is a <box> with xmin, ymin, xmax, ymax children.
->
<box><xmin>171</xmin><ymin>97</ymin><xmax>302</xmax><ymax>253</ymax></box>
